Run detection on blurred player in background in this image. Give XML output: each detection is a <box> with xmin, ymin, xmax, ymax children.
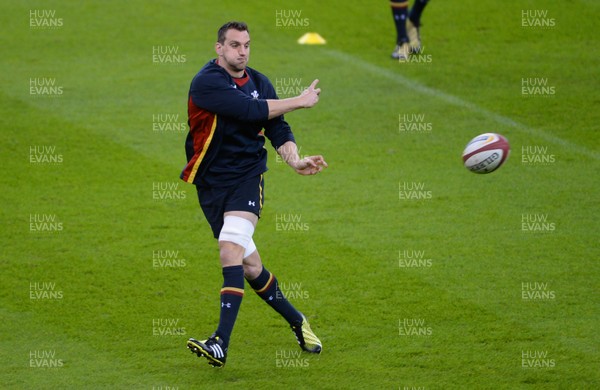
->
<box><xmin>181</xmin><ymin>21</ymin><xmax>326</xmax><ymax>367</ymax></box>
<box><xmin>390</xmin><ymin>0</ymin><xmax>430</xmax><ymax>61</ymax></box>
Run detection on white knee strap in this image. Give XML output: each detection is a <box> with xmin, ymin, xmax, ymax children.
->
<box><xmin>219</xmin><ymin>216</ymin><xmax>255</xmax><ymax>249</ymax></box>
<box><xmin>244</xmin><ymin>239</ymin><xmax>257</xmax><ymax>259</ymax></box>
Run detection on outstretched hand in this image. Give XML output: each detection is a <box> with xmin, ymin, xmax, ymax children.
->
<box><xmin>292</xmin><ymin>155</ymin><xmax>328</xmax><ymax>175</ymax></box>
<box><xmin>298</xmin><ymin>79</ymin><xmax>321</xmax><ymax>108</ymax></box>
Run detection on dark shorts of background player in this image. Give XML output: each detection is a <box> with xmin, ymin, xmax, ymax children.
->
<box><xmin>196</xmin><ymin>174</ymin><xmax>264</xmax><ymax>238</ymax></box>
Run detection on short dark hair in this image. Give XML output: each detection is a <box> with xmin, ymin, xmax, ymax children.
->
<box><xmin>217</xmin><ymin>21</ymin><xmax>249</xmax><ymax>44</ymax></box>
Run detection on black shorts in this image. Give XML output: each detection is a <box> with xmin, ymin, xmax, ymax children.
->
<box><xmin>196</xmin><ymin>174</ymin><xmax>264</xmax><ymax>238</ymax></box>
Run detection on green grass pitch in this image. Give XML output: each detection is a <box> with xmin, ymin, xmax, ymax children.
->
<box><xmin>1</xmin><ymin>0</ymin><xmax>599</xmax><ymax>388</ymax></box>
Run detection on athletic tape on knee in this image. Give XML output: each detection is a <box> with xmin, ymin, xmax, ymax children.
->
<box><xmin>219</xmin><ymin>216</ymin><xmax>255</xmax><ymax>249</ymax></box>
<box><xmin>244</xmin><ymin>239</ymin><xmax>256</xmax><ymax>259</ymax></box>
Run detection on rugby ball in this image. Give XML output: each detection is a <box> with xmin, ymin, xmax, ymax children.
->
<box><xmin>462</xmin><ymin>133</ymin><xmax>510</xmax><ymax>173</ymax></box>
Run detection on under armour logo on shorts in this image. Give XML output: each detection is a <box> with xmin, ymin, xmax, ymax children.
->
<box><xmin>248</xmin><ymin>201</ymin><xmax>255</xmax><ymax>206</ymax></box>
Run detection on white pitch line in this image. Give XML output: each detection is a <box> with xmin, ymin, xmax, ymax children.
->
<box><xmin>323</xmin><ymin>49</ymin><xmax>599</xmax><ymax>161</ymax></box>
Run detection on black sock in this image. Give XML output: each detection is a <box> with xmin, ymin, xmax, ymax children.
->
<box><xmin>391</xmin><ymin>0</ymin><xmax>409</xmax><ymax>44</ymax></box>
<box><xmin>409</xmin><ymin>0</ymin><xmax>429</xmax><ymax>27</ymax></box>
<box><xmin>215</xmin><ymin>265</ymin><xmax>244</xmax><ymax>348</ymax></box>
<box><xmin>247</xmin><ymin>267</ymin><xmax>303</xmax><ymax>325</ymax></box>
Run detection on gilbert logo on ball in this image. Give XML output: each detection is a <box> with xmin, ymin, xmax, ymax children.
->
<box><xmin>462</xmin><ymin>133</ymin><xmax>510</xmax><ymax>173</ymax></box>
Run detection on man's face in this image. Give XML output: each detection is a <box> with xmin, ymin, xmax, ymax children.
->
<box><xmin>216</xmin><ymin>29</ymin><xmax>250</xmax><ymax>74</ymax></box>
